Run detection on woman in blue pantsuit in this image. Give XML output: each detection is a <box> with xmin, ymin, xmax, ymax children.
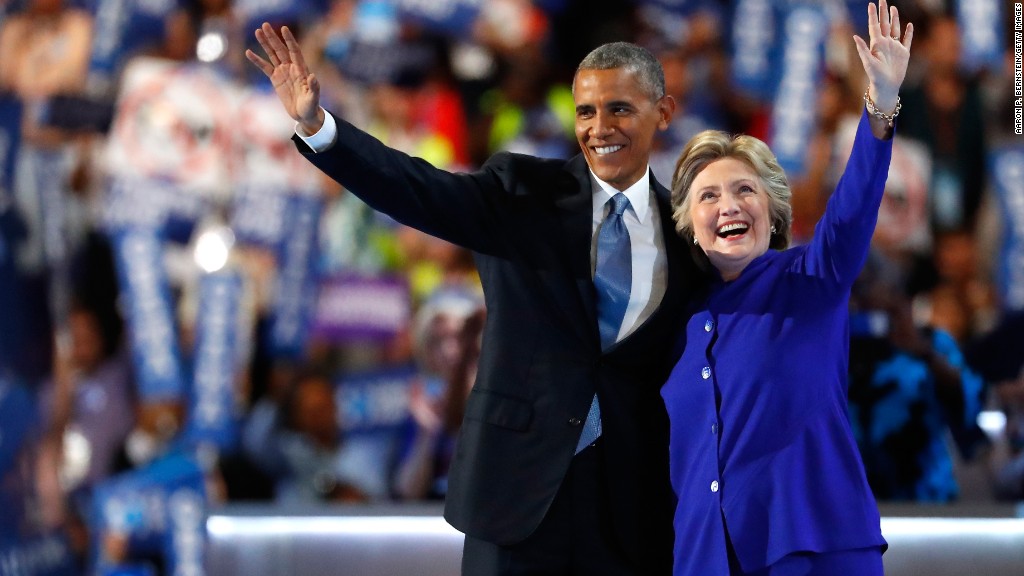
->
<box><xmin>662</xmin><ymin>2</ymin><xmax>913</xmax><ymax>574</ymax></box>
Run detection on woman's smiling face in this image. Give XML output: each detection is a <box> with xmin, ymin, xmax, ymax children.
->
<box><xmin>689</xmin><ymin>157</ymin><xmax>773</xmax><ymax>281</ymax></box>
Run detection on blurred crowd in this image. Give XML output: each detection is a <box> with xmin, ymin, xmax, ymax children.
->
<box><xmin>0</xmin><ymin>0</ymin><xmax>1020</xmax><ymax>573</ymax></box>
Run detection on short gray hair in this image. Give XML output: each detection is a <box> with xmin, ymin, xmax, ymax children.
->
<box><xmin>575</xmin><ymin>42</ymin><xmax>665</xmax><ymax>102</ymax></box>
<box><xmin>670</xmin><ymin>130</ymin><xmax>793</xmax><ymax>251</ymax></box>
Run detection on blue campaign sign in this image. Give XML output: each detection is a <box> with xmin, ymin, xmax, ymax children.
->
<box><xmin>990</xmin><ymin>146</ymin><xmax>1024</xmax><ymax>311</ymax></box>
<box><xmin>395</xmin><ymin>0</ymin><xmax>482</xmax><ymax>36</ymax></box>
<box><xmin>111</xmin><ymin>228</ymin><xmax>186</xmax><ymax>402</ymax></box>
<box><xmin>103</xmin><ymin>177</ymin><xmax>208</xmax><ymax>244</ymax></box>
<box><xmin>270</xmin><ymin>194</ymin><xmax>322</xmax><ymax>359</ymax></box>
<box><xmin>91</xmin><ymin>454</ymin><xmax>206</xmax><ymax>562</ymax></box>
<box><xmin>956</xmin><ymin>0</ymin><xmax>1005</xmax><ymax>73</ymax></box>
<box><xmin>185</xmin><ymin>269</ymin><xmax>244</xmax><ymax>452</ymax></box>
<box><xmin>99</xmin><ymin>566</ymin><xmax>156</xmax><ymax>576</ymax></box>
<box><xmin>768</xmin><ymin>2</ymin><xmax>828</xmax><ymax>178</ymax></box>
<box><xmin>0</xmin><ymin>532</ymin><xmax>77</xmax><ymax>576</ymax></box>
<box><xmin>729</xmin><ymin>0</ymin><xmax>779</xmax><ymax>101</ymax></box>
<box><xmin>335</xmin><ymin>365</ymin><xmax>417</xmax><ymax>434</ymax></box>
<box><xmin>161</xmin><ymin>478</ymin><xmax>205</xmax><ymax>576</ymax></box>
<box><xmin>229</xmin><ymin>183</ymin><xmax>288</xmax><ymax>249</ymax></box>
<box><xmin>0</xmin><ymin>95</ymin><xmax>20</xmax><ymax>205</ymax></box>
<box><xmin>0</xmin><ymin>378</ymin><xmax>35</xmax><ymax>479</ymax></box>
<box><xmin>235</xmin><ymin>0</ymin><xmax>324</xmax><ymax>29</ymax></box>
<box><xmin>89</xmin><ymin>0</ymin><xmax>181</xmax><ymax>85</ymax></box>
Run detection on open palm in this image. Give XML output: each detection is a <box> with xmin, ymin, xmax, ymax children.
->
<box><xmin>852</xmin><ymin>0</ymin><xmax>913</xmax><ymax>115</ymax></box>
<box><xmin>245</xmin><ymin>23</ymin><xmax>323</xmax><ymax>132</ymax></box>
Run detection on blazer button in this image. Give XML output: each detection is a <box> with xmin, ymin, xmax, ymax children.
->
<box><xmin>568</xmin><ymin>417</ymin><xmax>582</xmax><ymax>426</ymax></box>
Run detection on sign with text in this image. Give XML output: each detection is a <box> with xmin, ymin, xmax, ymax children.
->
<box><xmin>112</xmin><ymin>228</ymin><xmax>185</xmax><ymax>401</ymax></box>
<box><xmin>768</xmin><ymin>2</ymin><xmax>828</xmax><ymax>178</ymax></box>
<box><xmin>186</xmin><ymin>270</ymin><xmax>245</xmax><ymax>451</ymax></box>
<box><xmin>311</xmin><ymin>274</ymin><xmax>410</xmax><ymax>343</ymax></box>
<box><xmin>990</xmin><ymin>145</ymin><xmax>1024</xmax><ymax>311</ymax></box>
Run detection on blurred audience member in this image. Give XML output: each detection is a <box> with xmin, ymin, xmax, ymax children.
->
<box><xmin>40</xmin><ymin>303</ymin><xmax>134</xmax><ymax>494</ymax></box>
<box><xmin>847</xmin><ymin>251</ymin><xmax>987</xmax><ymax>502</ymax></box>
<box><xmin>898</xmin><ymin>14</ymin><xmax>987</xmax><ymax>233</ymax></box>
<box><xmin>392</xmin><ymin>291</ymin><xmax>484</xmax><ymax>500</ymax></box>
<box><xmin>966</xmin><ymin>311</ymin><xmax>1024</xmax><ymax>500</ymax></box>
<box><xmin>250</xmin><ymin>369</ymin><xmax>370</xmax><ymax>503</ymax></box>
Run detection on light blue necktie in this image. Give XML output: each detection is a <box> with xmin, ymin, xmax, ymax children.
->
<box><xmin>576</xmin><ymin>193</ymin><xmax>632</xmax><ymax>454</ymax></box>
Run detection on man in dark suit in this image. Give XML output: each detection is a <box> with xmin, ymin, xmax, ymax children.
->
<box><xmin>247</xmin><ymin>25</ymin><xmax>699</xmax><ymax>576</ymax></box>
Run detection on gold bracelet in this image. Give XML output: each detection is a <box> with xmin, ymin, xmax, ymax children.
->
<box><xmin>863</xmin><ymin>89</ymin><xmax>901</xmax><ymax>128</ymax></box>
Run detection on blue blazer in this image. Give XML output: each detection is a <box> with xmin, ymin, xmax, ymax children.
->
<box><xmin>661</xmin><ymin>111</ymin><xmax>893</xmax><ymax>575</ymax></box>
<box><xmin>295</xmin><ymin>114</ymin><xmax>700</xmax><ymax>573</ymax></box>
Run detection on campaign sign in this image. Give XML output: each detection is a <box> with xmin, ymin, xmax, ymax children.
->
<box><xmin>340</xmin><ymin>41</ymin><xmax>434</xmax><ymax>87</ymax></box>
<box><xmin>162</xmin><ymin>481</ymin><xmax>206</xmax><ymax>576</ymax></box>
<box><xmin>89</xmin><ymin>0</ymin><xmax>181</xmax><ymax>87</ymax></box>
<box><xmin>768</xmin><ymin>2</ymin><xmax>827</xmax><ymax>178</ymax></box>
<box><xmin>730</xmin><ymin>0</ymin><xmax>778</xmax><ymax>101</ymax></box>
<box><xmin>234</xmin><ymin>89</ymin><xmax>323</xmax><ymax>193</ymax></box>
<box><xmin>270</xmin><ymin>194</ymin><xmax>322</xmax><ymax>358</ymax></box>
<box><xmin>0</xmin><ymin>532</ymin><xmax>76</xmax><ymax>576</ymax></box>
<box><xmin>102</xmin><ymin>176</ymin><xmax>209</xmax><ymax>244</ymax></box>
<box><xmin>229</xmin><ymin>183</ymin><xmax>288</xmax><ymax>248</ymax></box>
<box><xmin>311</xmin><ymin>274</ymin><xmax>410</xmax><ymax>343</ymax></box>
<box><xmin>990</xmin><ymin>146</ymin><xmax>1024</xmax><ymax>311</ymax></box>
<box><xmin>91</xmin><ymin>455</ymin><xmax>206</xmax><ymax>562</ymax></box>
<box><xmin>636</xmin><ymin>0</ymin><xmax>695</xmax><ymax>13</ymax></box>
<box><xmin>185</xmin><ymin>270</ymin><xmax>244</xmax><ymax>452</ymax></box>
<box><xmin>336</xmin><ymin>365</ymin><xmax>418</xmax><ymax>434</ymax></box>
<box><xmin>99</xmin><ymin>566</ymin><xmax>156</xmax><ymax>576</ymax></box>
<box><xmin>0</xmin><ymin>378</ymin><xmax>35</xmax><ymax>479</ymax></box>
<box><xmin>956</xmin><ymin>0</ymin><xmax>1004</xmax><ymax>73</ymax></box>
<box><xmin>111</xmin><ymin>228</ymin><xmax>185</xmax><ymax>402</ymax></box>
<box><xmin>0</xmin><ymin>95</ymin><xmax>20</xmax><ymax>205</ymax></box>
<box><xmin>395</xmin><ymin>0</ymin><xmax>482</xmax><ymax>36</ymax></box>
<box><xmin>105</xmin><ymin>58</ymin><xmax>236</xmax><ymax>201</ymax></box>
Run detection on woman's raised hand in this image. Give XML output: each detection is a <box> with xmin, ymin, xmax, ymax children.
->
<box><xmin>852</xmin><ymin>0</ymin><xmax>913</xmax><ymax>116</ymax></box>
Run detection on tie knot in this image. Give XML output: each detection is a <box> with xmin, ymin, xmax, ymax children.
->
<box><xmin>608</xmin><ymin>193</ymin><xmax>631</xmax><ymax>218</ymax></box>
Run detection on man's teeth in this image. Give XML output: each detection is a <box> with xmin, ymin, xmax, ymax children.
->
<box><xmin>595</xmin><ymin>145</ymin><xmax>624</xmax><ymax>155</ymax></box>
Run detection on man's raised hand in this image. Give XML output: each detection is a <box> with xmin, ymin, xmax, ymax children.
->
<box><xmin>245</xmin><ymin>23</ymin><xmax>325</xmax><ymax>134</ymax></box>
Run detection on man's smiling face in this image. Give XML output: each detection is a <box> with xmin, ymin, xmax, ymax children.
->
<box><xmin>573</xmin><ymin>68</ymin><xmax>673</xmax><ymax>191</ymax></box>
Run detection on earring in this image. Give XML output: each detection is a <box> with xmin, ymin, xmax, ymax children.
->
<box><xmin>693</xmin><ymin>237</ymin><xmax>699</xmax><ymax>245</ymax></box>
<box><xmin>770</xmin><ymin>225</ymin><xmax>777</xmax><ymax>234</ymax></box>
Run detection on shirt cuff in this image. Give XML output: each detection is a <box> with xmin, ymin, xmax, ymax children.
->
<box><xmin>295</xmin><ymin>108</ymin><xmax>337</xmax><ymax>153</ymax></box>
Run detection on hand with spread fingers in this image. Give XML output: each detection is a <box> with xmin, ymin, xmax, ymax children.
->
<box><xmin>852</xmin><ymin>0</ymin><xmax>913</xmax><ymax>135</ymax></box>
<box><xmin>245</xmin><ymin>23</ymin><xmax>326</xmax><ymax>135</ymax></box>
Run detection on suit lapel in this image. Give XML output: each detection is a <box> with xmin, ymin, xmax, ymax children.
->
<box><xmin>554</xmin><ymin>155</ymin><xmax>600</xmax><ymax>350</ymax></box>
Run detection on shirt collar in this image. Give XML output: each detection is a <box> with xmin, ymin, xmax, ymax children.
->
<box><xmin>589</xmin><ymin>167</ymin><xmax>652</xmax><ymax>223</ymax></box>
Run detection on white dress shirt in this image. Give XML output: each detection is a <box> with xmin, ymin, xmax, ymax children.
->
<box><xmin>589</xmin><ymin>170</ymin><xmax>668</xmax><ymax>344</ymax></box>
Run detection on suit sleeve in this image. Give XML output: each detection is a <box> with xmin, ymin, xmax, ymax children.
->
<box><xmin>294</xmin><ymin>112</ymin><xmax>511</xmax><ymax>256</ymax></box>
<box><xmin>801</xmin><ymin>109</ymin><xmax>894</xmax><ymax>289</ymax></box>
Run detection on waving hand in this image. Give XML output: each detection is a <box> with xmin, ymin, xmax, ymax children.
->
<box><xmin>852</xmin><ymin>0</ymin><xmax>912</xmax><ymax>128</ymax></box>
<box><xmin>245</xmin><ymin>23</ymin><xmax>326</xmax><ymax>135</ymax></box>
